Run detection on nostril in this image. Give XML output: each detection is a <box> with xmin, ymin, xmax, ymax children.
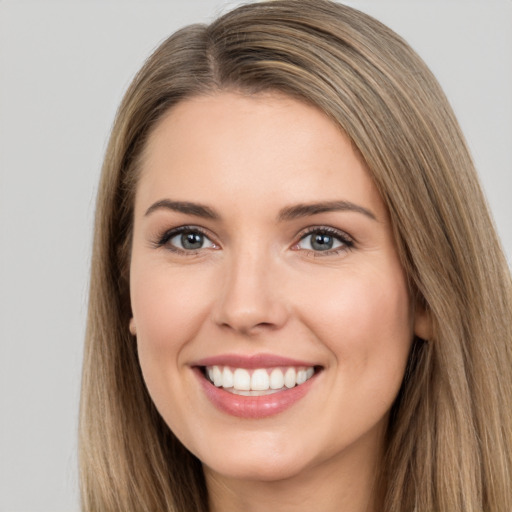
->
<box><xmin>217</xmin><ymin>321</ymin><xmax>276</xmax><ymax>336</ymax></box>
<box><xmin>255</xmin><ymin>321</ymin><xmax>277</xmax><ymax>329</ymax></box>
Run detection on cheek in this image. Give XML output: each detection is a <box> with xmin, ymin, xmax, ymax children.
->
<box><xmin>343</xmin><ymin>278</ymin><xmax>412</xmax><ymax>350</ymax></box>
<box><xmin>129</xmin><ymin>263</ymin><xmax>216</xmax><ymax>418</ymax></box>
<box><xmin>129</xmin><ymin>264</ymin><xmax>214</xmax><ymax>436</ymax></box>
<box><xmin>305</xmin><ymin>266</ymin><xmax>410</xmax><ymax>336</ymax></box>
<box><xmin>298</xmin><ymin>267</ymin><xmax>413</xmax><ymax>444</ymax></box>
<box><xmin>298</xmin><ymin>264</ymin><xmax>413</xmax><ymax>384</ymax></box>
<box><xmin>130</xmin><ymin>264</ymin><xmax>214</xmax><ymax>355</ymax></box>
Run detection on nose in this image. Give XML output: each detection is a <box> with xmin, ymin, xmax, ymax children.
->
<box><xmin>212</xmin><ymin>248</ymin><xmax>289</xmax><ymax>336</ymax></box>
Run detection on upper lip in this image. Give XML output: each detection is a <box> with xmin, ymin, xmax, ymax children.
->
<box><xmin>192</xmin><ymin>353</ymin><xmax>320</xmax><ymax>369</ymax></box>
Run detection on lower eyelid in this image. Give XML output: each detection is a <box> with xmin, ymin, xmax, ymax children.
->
<box><xmin>308</xmin><ymin>248</ymin><xmax>346</xmax><ymax>257</ymax></box>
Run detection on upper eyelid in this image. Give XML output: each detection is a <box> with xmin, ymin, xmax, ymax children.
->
<box><xmin>151</xmin><ymin>224</ymin><xmax>354</xmax><ymax>249</ymax></box>
<box><xmin>153</xmin><ymin>225</ymin><xmax>217</xmax><ymax>247</ymax></box>
<box><xmin>163</xmin><ymin>225</ymin><xmax>213</xmax><ymax>237</ymax></box>
<box><xmin>296</xmin><ymin>225</ymin><xmax>354</xmax><ymax>242</ymax></box>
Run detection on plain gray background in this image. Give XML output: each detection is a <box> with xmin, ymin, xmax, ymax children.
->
<box><xmin>0</xmin><ymin>1</ymin><xmax>510</xmax><ymax>510</ymax></box>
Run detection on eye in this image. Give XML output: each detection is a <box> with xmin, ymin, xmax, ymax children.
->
<box><xmin>295</xmin><ymin>228</ymin><xmax>353</xmax><ymax>253</ymax></box>
<box><xmin>170</xmin><ymin>230</ymin><xmax>215</xmax><ymax>251</ymax></box>
<box><xmin>154</xmin><ymin>226</ymin><xmax>217</xmax><ymax>253</ymax></box>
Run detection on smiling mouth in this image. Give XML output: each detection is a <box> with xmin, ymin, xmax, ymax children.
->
<box><xmin>201</xmin><ymin>365</ymin><xmax>321</xmax><ymax>396</ymax></box>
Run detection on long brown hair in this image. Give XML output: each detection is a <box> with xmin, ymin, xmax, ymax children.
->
<box><xmin>79</xmin><ymin>1</ymin><xmax>512</xmax><ymax>510</ymax></box>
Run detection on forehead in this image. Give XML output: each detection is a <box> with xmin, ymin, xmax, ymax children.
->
<box><xmin>135</xmin><ymin>91</ymin><xmax>385</xmax><ymax>219</ymax></box>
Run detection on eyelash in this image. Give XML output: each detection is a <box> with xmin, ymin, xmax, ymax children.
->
<box><xmin>152</xmin><ymin>225</ymin><xmax>216</xmax><ymax>255</ymax></box>
<box><xmin>294</xmin><ymin>226</ymin><xmax>354</xmax><ymax>257</ymax></box>
<box><xmin>152</xmin><ymin>225</ymin><xmax>354</xmax><ymax>256</ymax></box>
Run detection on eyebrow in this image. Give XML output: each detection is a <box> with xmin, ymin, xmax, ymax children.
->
<box><xmin>278</xmin><ymin>201</ymin><xmax>377</xmax><ymax>221</ymax></box>
<box><xmin>144</xmin><ymin>199</ymin><xmax>219</xmax><ymax>219</ymax></box>
<box><xmin>144</xmin><ymin>198</ymin><xmax>377</xmax><ymax>222</ymax></box>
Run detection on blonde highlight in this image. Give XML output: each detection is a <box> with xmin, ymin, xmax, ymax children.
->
<box><xmin>79</xmin><ymin>1</ymin><xmax>512</xmax><ymax>510</ymax></box>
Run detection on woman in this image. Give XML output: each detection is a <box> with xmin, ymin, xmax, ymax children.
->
<box><xmin>79</xmin><ymin>1</ymin><xmax>512</xmax><ymax>510</ymax></box>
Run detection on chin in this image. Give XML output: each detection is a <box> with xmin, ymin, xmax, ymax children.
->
<box><xmin>199</xmin><ymin>441</ymin><xmax>316</xmax><ymax>483</ymax></box>
<box><xmin>205</xmin><ymin>460</ymin><xmax>308</xmax><ymax>483</ymax></box>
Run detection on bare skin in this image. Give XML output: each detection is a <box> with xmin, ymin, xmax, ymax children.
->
<box><xmin>129</xmin><ymin>92</ymin><xmax>430</xmax><ymax>512</ymax></box>
<box><xmin>206</xmin><ymin>421</ymin><xmax>385</xmax><ymax>512</ymax></box>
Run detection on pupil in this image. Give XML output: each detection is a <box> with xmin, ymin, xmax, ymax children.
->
<box><xmin>311</xmin><ymin>233</ymin><xmax>333</xmax><ymax>251</ymax></box>
<box><xmin>181</xmin><ymin>232</ymin><xmax>203</xmax><ymax>250</ymax></box>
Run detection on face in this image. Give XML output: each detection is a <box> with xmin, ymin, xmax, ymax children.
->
<box><xmin>129</xmin><ymin>92</ymin><xmax>429</xmax><ymax>485</ymax></box>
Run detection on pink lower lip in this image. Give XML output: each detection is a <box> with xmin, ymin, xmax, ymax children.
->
<box><xmin>194</xmin><ymin>367</ymin><xmax>318</xmax><ymax>419</ymax></box>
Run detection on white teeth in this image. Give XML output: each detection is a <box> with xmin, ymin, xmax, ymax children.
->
<box><xmin>233</xmin><ymin>368</ymin><xmax>251</xmax><ymax>390</ymax></box>
<box><xmin>222</xmin><ymin>367</ymin><xmax>234</xmax><ymax>388</ymax></box>
<box><xmin>270</xmin><ymin>368</ymin><xmax>285</xmax><ymax>389</ymax></box>
<box><xmin>205</xmin><ymin>365</ymin><xmax>317</xmax><ymax>392</ymax></box>
<box><xmin>284</xmin><ymin>368</ymin><xmax>296</xmax><ymax>388</ymax></box>
<box><xmin>251</xmin><ymin>369</ymin><xmax>270</xmax><ymax>391</ymax></box>
<box><xmin>296</xmin><ymin>369</ymin><xmax>307</xmax><ymax>385</ymax></box>
<box><xmin>213</xmin><ymin>366</ymin><xmax>223</xmax><ymax>387</ymax></box>
<box><xmin>231</xmin><ymin>388</ymin><xmax>283</xmax><ymax>396</ymax></box>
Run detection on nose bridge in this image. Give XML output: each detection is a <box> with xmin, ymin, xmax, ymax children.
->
<box><xmin>213</xmin><ymin>240</ymin><xmax>287</xmax><ymax>334</ymax></box>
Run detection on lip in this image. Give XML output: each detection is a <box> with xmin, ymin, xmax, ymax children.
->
<box><xmin>191</xmin><ymin>353</ymin><xmax>321</xmax><ymax>419</ymax></box>
<box><xmin>192</xmin><ymin>353</ymin><xmax>318</xmax><ymax>369</ymax></box>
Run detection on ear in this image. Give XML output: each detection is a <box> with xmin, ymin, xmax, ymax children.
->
<box><xmin>413</xmin><ymin>302</ymin><xmax>432</xmax><ymax>341</ymax></box>
<box><xmin>129</xmin><ymin>317</ymin><xmax>137</xmax><ymax>336</ymax></box>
